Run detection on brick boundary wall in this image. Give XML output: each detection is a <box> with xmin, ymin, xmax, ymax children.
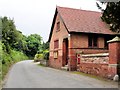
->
<box><xmin>77</xmin><ymin>36</ymin><xmax>120</xmax><ymax>80</ymax></box>
<box><xmin>77</xmin><ymin>53</ymin><xmax>109</xmax><ymax>78</ymax></box>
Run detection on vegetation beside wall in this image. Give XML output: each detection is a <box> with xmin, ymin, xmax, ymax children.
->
<box><xmin>34</xmin><ymin>42</ymin><xmax>49</xmax><ymax>62</ymax></box>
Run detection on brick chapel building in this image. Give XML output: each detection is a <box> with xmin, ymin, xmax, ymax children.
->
<box><xmin>48</xmin><ymin>6</ymin><xmax>116</xmax><ymax>71</ymax></box>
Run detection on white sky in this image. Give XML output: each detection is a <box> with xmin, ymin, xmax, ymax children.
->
<box><xmin>0</xmin><ymin>0</ymin><xmax>104</xmax><ymax>42</ymax></box>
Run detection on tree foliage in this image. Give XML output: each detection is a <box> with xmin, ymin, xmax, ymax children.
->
<box><xmin>1</xmin><ymin>17</ymin><xmax>26</xmax><ymax>53</ymax></box>
<box><xmin>1</xmin><ymin>17</ymin><xmax>29</xmax><ymax>79</ymax></box>
<box><xmin>96</xmin><ymin>1</ymin><xmax>120</xmax><ymax>33</ymax></box>
<box><xmin>1</xmin><ymin>16</ymin><xmax>49</xmax><ymax>80</ymax></box>
<box><xmin>34</xmin><ymin>41</ymin><xmax>49</xmax><ymax>61</ymax></box>
<box><xmin>1</xmin><ymin>17</ymin><xmax>44</xmax><ymax>58</ymax></box>
<box><xmin>25</xmin><ymin>34</ymin><xmax>42</xmax><ymax>57</ymax></box>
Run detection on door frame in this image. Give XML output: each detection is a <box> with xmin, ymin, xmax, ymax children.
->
<box><xmin>62</xmin><ymin>38</ymin><xmax>69</xmax><ymax>66</ymax></box>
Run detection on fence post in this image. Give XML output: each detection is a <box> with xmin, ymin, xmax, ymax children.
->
<box><xmin>108</xmin><ymin>36</ymin><xmax>120</xmax><ymax>81</ymax></box>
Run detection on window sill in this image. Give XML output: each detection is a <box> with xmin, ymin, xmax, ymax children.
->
<box><xmin>88</xmin><ymin>47</ymin><xmax>108</xmax><ymax>50</ymax></box>
<box><xmin>88</xmin><ymin>46</ymin><xmax>98</xmax><ymax>48</ymax></box>
<box><xmin>56</xmin><ymin>29</ymin><xmax>60</xmax><ymax>32</ymax></box>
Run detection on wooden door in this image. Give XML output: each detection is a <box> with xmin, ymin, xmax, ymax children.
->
<box><xmin>63</xmin><ymin>38</ymin><xmax>68</xmax><ymax>66</ymax></box>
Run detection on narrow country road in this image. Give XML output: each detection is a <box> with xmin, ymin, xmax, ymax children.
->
<box><xmin>3</xmin><ymin>60</ymin><xmax>118</xmax><ymax>88</ymax></box>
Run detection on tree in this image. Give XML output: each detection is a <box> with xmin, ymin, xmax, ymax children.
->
<box><xmin>1</xmin><ymin>16</ymin><xmax>45</xmax><ymax>59</ymax></box>
<box><xmin>96</xmin><ymin>1</ymin><xmax>120</xmax><ymax>33</ymax></box>
<box><xmin>1</xmin><ymin>17</ymin><xmax>28</xmax><ymax>53</ymax></box>
<box><xmin>12</xmin><ymin>30</ymin><xmax>27</xmax><ymax>51</ymax></box>
<box><xmin>2</xmin><ymin>17</ymin><xmax>16</xmax><ymax>53</ymax></box>
<box><xmin>42</xmin><ymin>42</ymin><xmax>49</xmax><ymax>51</ymax></box>
<box><xmin>25</xmin><ymin>34</ymin><xmax>42</xmax><ymax>57</ymax></box>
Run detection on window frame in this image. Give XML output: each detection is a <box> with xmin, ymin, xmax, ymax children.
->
<box><xmin>88</xmin><ymin>35</ymin><xmax>92</xmax><ymax>47</ymax></box>
<box><xmin>104</xmin><ymin>37</ymin><xmax>109</xmax><ymax>49</ymax></box>
<box><xmin>56</xmin><ymin>21</ymin><xmax>60</xmax><ymax>32</ymax></box>
<box><xmin>54</xmin><ymin>40</ymin><xmax>59</xmax><ymax>49</ymax></box>
<box><xmin>88</xmin><ymin>35</ymin><xmax>98</xmax><ymax>48</ymax></box>
<box><xmin>53</xmin><ymin>51</ymin><xmax>58</xmax><ymax>59</ymax></box>
<box><xmin>93</xmin><ymin>35</ymin><xmax>98</xmax><ymax>47</ymax></box>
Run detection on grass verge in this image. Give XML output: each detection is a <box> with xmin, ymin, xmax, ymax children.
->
<box><xmin>71</xmin><ymin>71</ymin><xmax>111</xmax><ymax>82</ymax></box>
<box><xmin>38</xmin><ymin>63</ymin><xmax>46</xmax><ymax>67</ymax></box>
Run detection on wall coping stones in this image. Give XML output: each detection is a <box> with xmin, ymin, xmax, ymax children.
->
<box><xmin>109</xmin><ymin>64</ymin><xmax>120</xmax><ymax>67</ymax></box>
<box><xmin>81</xmin><ymin>53</ymin><xmax>109</xmax><ymax>57</ymax></box>
<box><xmin>107</xmin><ymin>36</ymin><xmax>120</xmax><ymax>43</ymax></box>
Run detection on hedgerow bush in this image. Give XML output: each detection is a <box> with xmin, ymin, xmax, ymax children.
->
<box><xmin>43</xmin><ymin>50</ymin><xmax>49</xmax><ymax>60</ymax></box>
<box><xmin>34</xmin><ymin>53</ymin><xmax>44</xmax><ymax>62</ymax></box>
<box><xmin>1</xmin><ymin>42</ymin><xmax>28</xmax><ymax>79</ymax></box>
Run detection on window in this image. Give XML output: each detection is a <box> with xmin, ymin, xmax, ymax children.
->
<box><xmin>56</xmin><ymin>22</ymin><xmax>60</xmax><ymax>31</ymax></box>
<box><xmin>88</xmin><ymin>35</ymin><xmax>98</xmax><ymax>47</ymax></box>
<box><xmin>88</xmin><ymin>36</ymin><xmax>92</xmax><ymax>47</ymax></box>
<box><xmin>54</xmin><ymin>51</ymin><xmax>58</xmax><ymax>59</ymax></box>
<box><xmin>54</xmin><ymin>40</ymin><xmax>59</xmax><ymax>59</ymax></box>
<box><xmin>93</xmin><ymin>37</ymin><xmax>98</xmax><ymax>47</ymax></box>
<box><xmin>104</xmin><ymin>36</ymin><xmax>114</xmax><ymax>48</ymax></box>
<box><xmin>54</xmin><ymin>40</ymin><xmax>59</xmax><ymax>49</ymax></box>
<box><xmin>104</xmin><ymin>37</ymin><xmax>109</xmax><ymax>48</ymax></box>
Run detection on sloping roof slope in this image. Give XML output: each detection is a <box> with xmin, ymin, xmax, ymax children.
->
<box><xmin>48</xmin><ymin>6</ymin><xmax>116</xmax><ymax>42</ymax></box>
<box><xmin>57</xmin><ymin>6</ymin><xmax>115</xmax><ymax>34</ymax></box>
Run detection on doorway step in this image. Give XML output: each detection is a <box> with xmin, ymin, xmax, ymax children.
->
<box><xmin>61</xmin><ymin>65</ymin><xmax>69</xmax><ymax>71</ymax></box>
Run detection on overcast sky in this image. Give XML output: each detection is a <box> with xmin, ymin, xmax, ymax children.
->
<box><xmin>0</xmin><ymin>0</ymin><xmax>104</xmax><ymax>42</ymax></box>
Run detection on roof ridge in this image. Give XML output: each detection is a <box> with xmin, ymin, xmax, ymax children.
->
<box><xmin>57</xmin><ymin>6</ymin><xmax>101</xmax><ymax>14</ymax></box>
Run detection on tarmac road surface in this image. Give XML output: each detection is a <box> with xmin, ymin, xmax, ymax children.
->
<box><xmin>3</xmin><ymin>60</ymin><xmax>118</xmax><ymax>88</ymax></box>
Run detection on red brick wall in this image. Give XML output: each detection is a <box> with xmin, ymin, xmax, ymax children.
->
<box><xmin>49</xmin><ymin>56</ymin><xmax>62</xmax><ymax>69</ymax></box>
<box><xmin>77</xmin><ymin>53</ymin><xmax>109</xmax><ymax>78</ymax></box>
<box><xmin>70</xmin><ymin>34</ymin><xmax>88</xmax><ymax>48</ymax></box>
<box><xmin>69</xmin><ymin>48</ymin><xmax>108</xmax><ymax>55</ymax></box>
<box><xmin>49</xmin><ymin>14</ymin><xmax>69</xmax><ymax>52</ymax></box>
<box><xmin>118</xmin><ymin>43</ymin><xmax>120</xmax><ymax>76</ymax></box>
<box><xmin>69</xmin><ymin>34</ymin><xmax>108</xmax><ymax>61</ymax></box>
<box><xmin>68</xmin><ymin>34</ymin><xmax>108</xmax><ymax>71</ymax></box>
<box><xmin>70</xmin><ymin>33</ymin><xmax>107</xmax><ymax>50</ymax></box>
<box><xmin>78</xmin><ymin>63</ymin><xmax>108</xmax><ymax>78</ymax></box>
<box><xmin>76</xmin><ymin>39</ymin><xmax>120</xmax><ymax>79</ymax></box>
<box><xmin>49</xmin><ymin>13</ymin><xmax>69</xmax><ymax>69</ymax></box>
<box><xmin>108</xmin><ymin>41</ymin><xmax>120</xmax><ymax>78</ymax></box>
<box><xmin>109</xmin><ymin>42</ymin><xmax>120</xmax><ymax>64</ymax></box>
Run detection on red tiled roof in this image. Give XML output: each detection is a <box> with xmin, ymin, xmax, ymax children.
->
<box><xmin>57</xmin><ymin>6</ymin><xmax>115</xmax><ymax>34</ymax></box>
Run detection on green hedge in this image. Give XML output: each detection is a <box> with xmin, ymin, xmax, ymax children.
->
<box><xmin>34</xmin><ymin>50</ymin><xmax>49</xmax><ymax>62</ymax></box>
<box><xmin>34</xmin><ymin>54</ymin><xmax>44</xmax><ymax>61</ymax></box>
<box><xmin>43</xmin><ymin>50</ymin><xmax>49</xmax><ymax>60</ymax></box>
